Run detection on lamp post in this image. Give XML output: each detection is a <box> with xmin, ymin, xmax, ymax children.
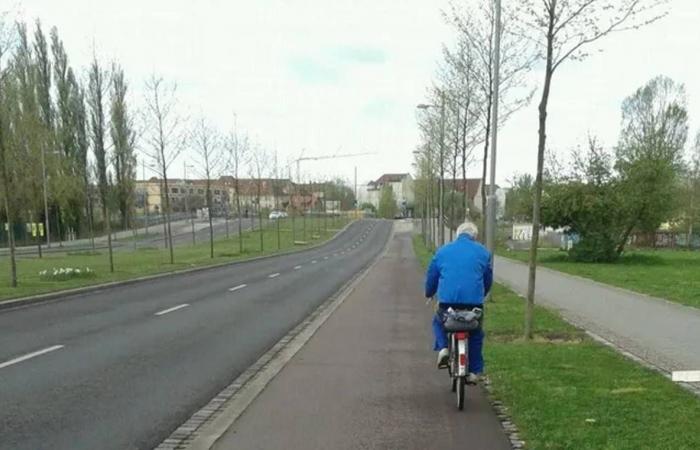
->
<box><xmin>417</xmin><ymin>89</ymin><xmax>446</xmax><ymax>246</ymax></box>
<box><xmin>486</xmin><ymin>0</ymin><xmax>502</xmax><ymax>256</ymax></box>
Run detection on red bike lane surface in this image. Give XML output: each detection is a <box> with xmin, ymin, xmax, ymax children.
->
<box><xmin>214</xmin><ymin>231</ymin><xmax>511</xmax><ymax>450</ymax></box>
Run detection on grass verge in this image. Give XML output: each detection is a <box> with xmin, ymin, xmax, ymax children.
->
<box><xmin>415</xmin><ymin>235</ymin><xmax>700</xmax><ymax>450</ymax></box>
<box><xmin>499</xmin><ymin>248</ymin><xmax>700</xmax><ymax>309</ymax></box>
<box><xmin>0</xmin><ymin>217</ymin><xmax>350</xmax><ymax>302</ymax></box>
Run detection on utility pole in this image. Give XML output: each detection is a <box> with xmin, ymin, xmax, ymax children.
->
<box><xmin>354</xmin><ymin>166</ymin><xmax>358</xmax><ymax>218</ymax></box>
<box><xmin>439</xmin><ymin>89</ymin><xmax>446</xmax><ymax>246</ymax></box>
<box><xmin>143</xmin><ymin>159</ymin><xmax>149</xmax><ymax>237</ymax></box>
<box><xmin>486</xmin><ymin>0</ymin><xmax>502</xmax><ymax>255</ymax></box>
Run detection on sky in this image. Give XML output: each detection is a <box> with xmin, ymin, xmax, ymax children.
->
<box><xmin>10</xmin><ymin>0</ymin><xmax>700</xmax><ymax>187</ymax></box>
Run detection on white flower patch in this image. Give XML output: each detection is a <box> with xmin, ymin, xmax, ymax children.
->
<box><xmin>39</xmin><ymin>267</ymin><xmax>97</xmax><ymax>281</ymax></box>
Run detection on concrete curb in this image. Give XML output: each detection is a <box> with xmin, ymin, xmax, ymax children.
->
<box><xmin>155</xmin><ymin>221</ymin><xmax>394</xmax><ymax>450</ymax></box>
<box><xmin>0</xmin><ymin>221</ymin><xmax>356</xmax><ymax>312</ymax></box>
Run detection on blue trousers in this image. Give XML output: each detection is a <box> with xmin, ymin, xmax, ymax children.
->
<box><xmin>432</xmin><ymin>305</ymin><xmax>484</xmax><ymax>374</ymax></box>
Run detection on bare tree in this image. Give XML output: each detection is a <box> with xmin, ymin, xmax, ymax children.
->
<box><xmin>143</xmin><ymin>75</ymin><xmax>184</xmax><ymax>264</ymax></box>
<box><xmin>192</xmin><ymin>117</ymin><xmax>223</xmax><ymax>259</ymax></box>
<box><xmin>249</xmin><ymin>145</ymin><xmax>270</xmax><ymax>252</ymax></box>
<box><xmin>225</xmin><ymin>127</ymin><xmax>249</xmax><ymax>254</ymax></box>
<box><xmin>445</xmin><ymin>0</ymin><xmax>533</xmax><ymax>237</ymax></box>
<box><xmin>515</xmin><ymin>0</ymin><xmax>667</xmax><ymax>339</ymax></box>
<box><xmin>87</xmin><ymin>55</ymin><xmax>114</xmax><ymax>272</ymax></box>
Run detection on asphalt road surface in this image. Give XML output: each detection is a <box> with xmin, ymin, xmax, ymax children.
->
<box><xmin>215</xmin><ymin>227</ymin><xmax>511</xmax><ymax>450</ymax></box>
<box><xmin>495</xmin><ymin>256</ymin><xmax>700</xmax><ymax>376</ymax></box>
<box><xmin>0</xmin><ymin>219</ymin><xmax>391</xmax><ymax>450</ymax></box>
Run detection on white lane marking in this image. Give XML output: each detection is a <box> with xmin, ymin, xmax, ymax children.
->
<box><xmin>311</xmin><ymin>260</ymin><xmax>318</xmax><ymax>264</ymax></box>
<box><xmin>155</xmin><ymin>304</ymin><xmax>190</xmax><ymax>316</ymax></box>
<box><xmin>0</xmin><ymin>345</ymin><xmax>65</xmax><ymax>370</ymax></box>
<box><xmin>268</xmin><ymin>272</ymin><xmax>281</xmax><ymax>279</ymax></box>
<box><xmin>228</xmin><ymin>284</ymin><xmax>247</xmax><ymax>292</ymax></box>
<box><xmin>324</xmin><ymin>256</ymin><xmax>329</xmax><ymax>260</ymax></box>
<box><xmin>672</xmin><ymin>370</ymin><xmax>700</xmax><ymax>382</ymax></box>
<box><xmin>294</xmin><ymin>265</ymin><xmax>302</xmax><ymax>270</ymax></box>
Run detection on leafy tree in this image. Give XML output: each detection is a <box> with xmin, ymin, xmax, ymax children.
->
<box><xmin>359</xmin><ymin>202</ymin><xmax>376</xmax><ymax>213</ymax></box>
<box><xmin>504</xmin><ymin>173</ymin><xmax>534</xmax><ymax>222</ymax></box>
<box><xmin>87</xmin><ymin>55</ymin><xmax>114</xmax><ymax>272</ymax></box>
<box><xmin>377</xmin><ymin>185</ymin><xmax>397</xmax><ymax>219</ymax></box>
<box><xmin>110</xmin><ymin>64</ymin><xmax>136</xmax><ymax>230</ymax></box>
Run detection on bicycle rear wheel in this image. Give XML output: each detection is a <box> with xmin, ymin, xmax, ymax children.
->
<box><xmin>456</xmin><ymin>376</ymin><xmax>465</xmax><ymax>410</ymax></box>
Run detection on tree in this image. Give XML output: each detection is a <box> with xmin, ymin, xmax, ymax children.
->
<box><xmin>445</xmin><ymin>0</ymin><xmax>533</xmax><ymax>238</ymax></box>
<box><xmin>110</xmin><ymin>64</ymin><xmax>136</xmax><ymax>231</ymax></box>
<box><xmin>615</xmin><ymin>75</ymin><xmax>687</xmax><ymax>252</ymax></box>
<box><xmin>515</xmin><ymin>0</ymin><xmax>667</xmax><ymax>339</ymax></box>
<box><xmin>143</xmin><ymin>75</ymin><xmax>184</xmax><ymax>264</ymax></box>
<box><xmin>225</xmin><ymin>127</ymin><xmax>249</xmax><ymax>254</ymax></box>
<box><xmin>504</xmin><ymin>173</ymin><xmax>534</xmax><ymax>222</ymax></box>
<box><xmin>87</xmin><ymin>55</ymin><xmax>114</xmax><ymax>272</ymax></box>
<box><xmin>681</xmin><ymin>132</ymin><xmax>700</xmax><ymax>246</ymax></box>
<box><xmin>249</xmin><ymin>145</ymin><xmax>270</xmax><ymax>252</ymax></box>
<box><xmin>192</xmin><ymin>117</ymin><xmax>223</xmax><ymax>259</ymax></box>
<box><xmin>377</xmin><ymin>185</ymin><xmax>397</xmax><ymax>219</ymax></box>
<box><xmin>0</xmin><ymin>17</ymin><xmax>18</xmax><ymax>286</ymax></box>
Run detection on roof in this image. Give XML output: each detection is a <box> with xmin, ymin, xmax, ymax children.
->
<box><xmin>445</xmin><ymin>178</ymin><xmax>482</xmax><ymax>200</ymax></box>
<box><xmin>375</xmin><ymin>173</ymin><xmax>411</xmax><ymax>184</ymax></box>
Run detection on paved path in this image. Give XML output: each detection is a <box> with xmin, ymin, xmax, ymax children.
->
<box><xmin>0</xmin><ymin>220</ymin><xmax>389</xmax><ymax>450</ymax></box>
<box><xmin>495</xmin><ymin>256</ymin><xmax>700</xmax><ymax>375</ymax></box>
<box><xmin>215</xmin><ymin>229</ymin><xmax>510</xmax><ymax>450</ymax></box>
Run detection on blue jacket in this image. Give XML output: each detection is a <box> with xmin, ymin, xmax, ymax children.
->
<box><xmin>425</xmin><ymin>235</ymin><xmax>493</xmax><ymax>305</ymax></box>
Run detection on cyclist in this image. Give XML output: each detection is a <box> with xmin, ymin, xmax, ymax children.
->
<box><xmin>425</xmin><ymin>221</ymin><xmax>492</xmax><ymax>384</ymax></box>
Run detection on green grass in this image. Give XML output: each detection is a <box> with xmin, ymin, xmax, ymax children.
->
<box><xmin>414</xmin><ymin>235</ymin><xmax>700</xmax><ymax>450</ymax></box>
<box><xmin>0</xmin><ymin>217</ymin><xmax>350</xmax><ymax>302</ymax></box>
<box><xmin>499</xmin><ymin>248</ymin><xmax>700</xmax><ymax>309</ymax></box>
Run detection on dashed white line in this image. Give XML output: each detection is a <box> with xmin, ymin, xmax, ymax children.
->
<box><xmin>294</xmin><ymin>265</ymin><xmax>302</xmax><ymax>270</ymax></box>
<box><xmin>268</xmin><ymin>272</ymin><xmax>281</xmax><ymax>279</ymax></box>
<box><xmin>0</xmin><ymin>345</ymin><xmax>65</xmax><ymax>370</ymax></box>
<box><xmin>324</xmin><ymin>256</ymin><xmax>329</xmax><ymax>260</ymax></box>
<box><xmin>311</xmin><ymin>260</ymin><xmax>318</xmax><ymax>264</ymax></box>
<box><xmin>228</xmin><ymin>284</ymin><xmax>247</xmax><ymax>292</ymax></box>
<box><xmin>155</xmin><ymin>304</ymin><xmax>190</xmax><ymax>316</ymax></box>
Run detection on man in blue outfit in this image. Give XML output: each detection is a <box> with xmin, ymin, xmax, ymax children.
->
<box><xmin>425</xmin><ymin>221</ymin><xmax>492</xmax><ymax>384</ymax></box>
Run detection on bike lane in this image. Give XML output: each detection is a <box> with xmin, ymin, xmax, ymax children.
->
<box><xmin>213</xmin><ymin>229</ymin><xmax>511</xmax><ymax>450</ymax></box>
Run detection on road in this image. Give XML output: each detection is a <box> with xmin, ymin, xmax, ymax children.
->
<box><xmin>495</xmin><ymin>256</ymin><xmax>700</xmax><ymax>376</ymax></box>
<box><xmin>0</xmin><ymin>219</ymin><xmax>391</xmax><ymax>450</ymax></box>
<box><xmin>215</xmin><ymin>227</ymin><xmax>511</xmax><ymax>450</ymax></box>
<box><xmin>3</xmin><ymin>218</ymin><xmax>254</xmax><ymax>257</ymax></box>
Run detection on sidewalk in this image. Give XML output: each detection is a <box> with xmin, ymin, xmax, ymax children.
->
<box><xmin>213</xmin><ymin>230</ymin><xmax>511</xmax><ymax>450</ymax></box>
<box><xmin>495</xmin><ymin>256</ymin><xmax>700</xmax><ymax>374</ymax></box>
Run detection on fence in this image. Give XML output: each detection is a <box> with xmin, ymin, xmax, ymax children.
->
<box><xmin>629</xmin><ymin>232</ymin><xmax>700</xmax><ymax>250</ymax></box>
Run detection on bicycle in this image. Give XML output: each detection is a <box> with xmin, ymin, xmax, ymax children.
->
<box><xmin>438</xmin><ymin>304</ymin><xmax>483</xmax><ymax>410</ymax></box>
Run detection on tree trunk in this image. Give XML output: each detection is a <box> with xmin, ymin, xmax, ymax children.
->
<box><xmin>1</xmin><ymin>158</ymin><xmax>18</xmax><ymax>287</ymax></box>
<box><xmin>236</xmin><ymin>181</ymin><xmax>243</xmax><ymax>254</ymax></box>
<box><xmin>461</xmin><ymin>103</ymin><xmax>469</xmax><ymax>219</ymax></box>
<box><xmin>525</xmin><ymin>12</ymin><xmax>556</xmax><ymax>341</ymax></box>
<box><xmin>162</xmin><ymin>174</ymin><xmax>174</xmax><ymax>264</ymax></box>
<box><xmin>207</xmin><ymin>182</ymin><xmax>214</xmax><ymax>259</ymax></box>
<box><xmin>480</xmin><ymin>95</ymin><xmax>492</xmax><ymax>243</ymax></box>
<box><xmin>103</xmin><ymin>203</ymin><xmax>114</xmax><ymax>273</ymax></box>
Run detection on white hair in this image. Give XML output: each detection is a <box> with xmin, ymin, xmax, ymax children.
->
<box><xmin>455</xmin><ymin>221</ymin><xmax>478</xmax><ymax>240</ymax></box>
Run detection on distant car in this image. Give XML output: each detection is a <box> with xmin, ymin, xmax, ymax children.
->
<box><xmin>269</xmin><ymin>210</ymin><xmax>288</xmax><ymax>220</ymax></box>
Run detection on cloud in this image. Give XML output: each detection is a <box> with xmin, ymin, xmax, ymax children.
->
<box><xmin>287</xmin><ymin>45</ymin><xmax>387</xmax><ymax>85</ymax></box>
<box><xmin>287</xmin><ymin>56</ymin><xmax>340</xmax><ymax>84</ymax></box>
<box><xmin>329</xmin><ymin>46</ymin><xmax>387</xmax><ymax>64</ymax></box>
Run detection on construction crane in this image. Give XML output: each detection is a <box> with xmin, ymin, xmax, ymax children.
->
<box><xmin>293</xmin><ymin>151</ymin><xmax>375</xmax><ymax>183</ymax></box>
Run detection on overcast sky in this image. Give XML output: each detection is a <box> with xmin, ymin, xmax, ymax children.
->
<box><xmin>12</xmin><ymin>0</ymin><xmax>700</xmax><ymax>186</ymax></box>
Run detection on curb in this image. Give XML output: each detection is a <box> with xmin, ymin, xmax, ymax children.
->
<box><xmin>155</xmin><ymin>221</ymin><xmax>394</xmax><ymax>450</ymax></box>
<box><xmin>483</xmin><ymin>378</ymin><xmax>526</xmax><ymax>449</ymax></box>
<box><xmin>0</xmin><ymin>221</ymin><xmax>357</xmax><ymax>312</ymax></box>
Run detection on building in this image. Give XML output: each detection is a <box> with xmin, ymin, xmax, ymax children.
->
<box><xmin>359</xmin><ymin>173</ymin><xmax>414</xmax><ymax>214</ymax></box>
